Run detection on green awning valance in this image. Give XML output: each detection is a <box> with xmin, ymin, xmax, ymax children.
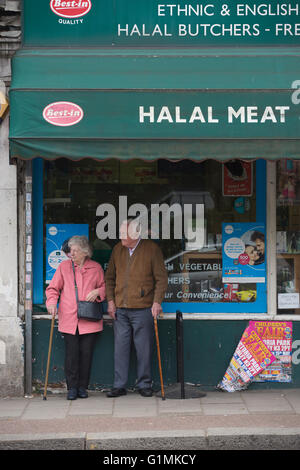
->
<box><xmin>9</xmin><ymin>48</ymin><xmax>300</xmax><ymax>161</ymax></box>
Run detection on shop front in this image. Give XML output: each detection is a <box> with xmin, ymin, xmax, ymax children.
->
<box><xmin>9</xmin><ymin>0</ymin><xmax>300</xmax><ymax>393</ymax></box>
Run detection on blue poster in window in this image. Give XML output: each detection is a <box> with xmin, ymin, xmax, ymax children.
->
<box><xmin>46</xmin><ymin>224</ymin><xmax>89</xmax><ymax>283</ymax></box>
<box><xmin>222</xmin><ymin>223</ymin><xmax>266</xmax><ymax>284</ymax></box>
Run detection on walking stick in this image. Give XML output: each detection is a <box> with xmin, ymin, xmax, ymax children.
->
<box><xmin>154</xmin><ymin>316</ymin><xmax>165</xmax><ymax>401</ymax></box>
<box><xmin>43</xmin><ymin>315</ymin><xmax>55</xmax><ymax>400</ymax></box>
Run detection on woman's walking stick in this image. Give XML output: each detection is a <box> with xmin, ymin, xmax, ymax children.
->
<box><xmin>154</xmin><ymin>316</ymin><xmax>165</xmax><ymax>400</ymax></box>
<box><xmin>43</xmin><ymin>315</ymin><xmax>55</xmax><ymax>400</ymax></box>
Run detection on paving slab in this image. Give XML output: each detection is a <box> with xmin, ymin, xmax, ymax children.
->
<box><xmin>202</xmin><ymin>403</ymin><xmax>248</xmax><ymax>415</ymax></box>
<box><xmin>112</xmin><ymin>394</ymin><xmax>158</xmax><ymax>418</ymax></box>
<box><xmin>21</xmin><ymin>397</ymin><xmax>70</xmax><ymax>420</ymax></box>
<box><xmin>158</xmin><ymin>398</ymin><xmax>202</xmax><ymax>415</ymax></box>
<box><xmin>0</xmin><ymin>398</ymin><xmax>27</xmax><ymax>418</ymax></box>
<box><xmin>200</xmin><ymin>391</ymin><xmax>244</xmax><ymax>404</ymax></box>
<box><xmin>68</xmin><ymin>395</ymin><xmax>113</xmax><ymax>416</ymax></box>
<box><xmin>241</xmin><ymin>392</ymin><xmax>294</xmax><ymax>414</ymax></box>
<box><xmin>283</xmin><ymin>390</ymin><xmax>300</xmax><ymax>413</ymax></box>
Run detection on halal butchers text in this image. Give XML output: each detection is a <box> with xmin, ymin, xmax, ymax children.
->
<box><xmin>118</xmin><ymin>3</ymin><xmax>300</xmax><ymax>38</ymax></box>
<box><xmin>49</xmin><ymin>1</ymin><xmax>300</xmax><ymax>39</ymax></box>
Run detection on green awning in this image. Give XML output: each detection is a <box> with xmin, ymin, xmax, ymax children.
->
<box><xmin>9</xmin><ymin>48</ymin><xmax>300</xmax><ymax>161</ymax></box>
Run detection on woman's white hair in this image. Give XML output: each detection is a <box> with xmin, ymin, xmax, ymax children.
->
<box><xmin>68</xmin><ymin>235</ymin><xmax>93</xmax><ymax>258</ymax></box>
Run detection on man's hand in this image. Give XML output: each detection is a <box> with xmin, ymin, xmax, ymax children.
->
<box><xmin>47</xmin><ymin>304</ymin><xmax>57</xmax><ymax>318</ymax></box>
<box><xmin>151</xmin><ymin>302</ymin><xmax>162</xmax><ymax>319</ymax></box>
<box><xmin>107</xmin><ymin>300</ymin><xmax>117</xmax><ymax>319</ymax></box>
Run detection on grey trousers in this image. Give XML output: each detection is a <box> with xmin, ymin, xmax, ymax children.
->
<box><xmin>113</xmin><ymin>308</ymin><xmax>154</xmax><ymax>390</ymax></box>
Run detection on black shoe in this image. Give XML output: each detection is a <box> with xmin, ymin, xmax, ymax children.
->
<box><xmin>138</xmin><ymin>388</ymin><xmax>153</xmax><ymax>397</ymax></box>
<box><xmin>67</xmin><ymin>388</ymin><xmax>77</xmax><ymax>400</ymax></box>
<box><xmin>106</xmin><ymin>388</ymin><xmax>127</xmax><ymax>398</ymax></box>
<box><xmin>77</xmin><ymin>387</ymin><xmax>88</xmax><ymax>399</ymax></box>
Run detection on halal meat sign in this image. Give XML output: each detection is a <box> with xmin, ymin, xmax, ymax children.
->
<box><xmin>50</xmin><ymin>0</ymin><xmax>92</xmax><ymax>18</ymax></box>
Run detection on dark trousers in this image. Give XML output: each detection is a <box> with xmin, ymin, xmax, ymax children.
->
<box><xmin>63</xmin><ymin>329</ymin><xmax>98</xmax><ymax>390</ymax></box>
<box><xmin>113</xmin><ymin>308</ymin><xmax>154</xmax><ymax>390</ymax></box>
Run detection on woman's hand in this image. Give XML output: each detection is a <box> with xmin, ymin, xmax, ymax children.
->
<box><xmin>86</xmin><ymin>289</ymin><xmax>100</xmax><ymax>302</ymax></box>
<box><xmin>47</xmin><ymin>304</ymin><xmax>57</xmax><ymax>317</ymax></box>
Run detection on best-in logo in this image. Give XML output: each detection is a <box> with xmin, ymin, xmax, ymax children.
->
<box><xmin>50</xmin><ymin>0</ymin><xmax>92</xmax><ymax>18</ymax></box>
<box><xmin>43</xmin><ymin>102</ymin><xmax>84</xmax><ymax>126</ymax></box>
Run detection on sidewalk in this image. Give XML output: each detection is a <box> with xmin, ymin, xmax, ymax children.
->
<box><xmin>1</xmin><ymin>388</ymin><xmax>300</xmax><ymax>450</ymax></box>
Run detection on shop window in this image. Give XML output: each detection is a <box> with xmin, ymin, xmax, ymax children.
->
<box><xmin>34</xmin><ymin>158</ymin><xmax>266</xmax><ymax>314</ymax></box>
<box><xmin>277</xmin><ymin>161</ymin><xmax>300</xmax><ymax>315</ymax></box>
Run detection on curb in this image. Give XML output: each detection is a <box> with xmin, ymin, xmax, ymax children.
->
<box><xmin>87</xmin><ymin>430</ymin><xmax>207</xmax><ymax>450</ymax></box>
<box><xmin>0</xmin><ymin>433</ymin><xmax>86</xmax><ymax>450</ymax></box>
<box><xmin>206</xmin><ymin>427</ymin><xmax>300</xmax><ymax>450</ymax></box>
<box><xmin>1</xmin><ymin>428</ymin><xmax>300</xmax><ymax>450</ymax></box>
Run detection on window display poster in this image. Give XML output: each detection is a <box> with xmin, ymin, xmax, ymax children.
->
<box><xmin>223</xmin><ymin>161</ymin><xmax>252</xmax><ymax>197</ymax></box>
<box><xmin>222</xmin><ymin>222</ymin><xmax>266</xmax><ymax>283</ymax></box>
<box><xmin>218</xmin><ymin>324</ymin><xmax>276</xmax><ymax>392</ymax></box>
<box><xmin>46</xmin><ymin>224</ymin><xmax>89</xmax><ymax>283</ymax></box>
<box><xmin>251</xmin><ymin>321</ymin><xmax>293</xmax><ymax>383</ymax></box>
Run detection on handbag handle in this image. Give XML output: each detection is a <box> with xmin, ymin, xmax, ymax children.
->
<box><xmin>72</xmin><ymin>261</ymin><xmax>79</xmax><ymax>304</ymax></box>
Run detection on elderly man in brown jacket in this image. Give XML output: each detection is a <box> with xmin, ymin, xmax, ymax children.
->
<box><xmin>105</xmin><ymin>218</ymin><xmax>168</xmax><ymax>397</ymax></box>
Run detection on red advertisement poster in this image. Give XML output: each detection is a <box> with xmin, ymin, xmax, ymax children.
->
<box><xmin>250</xmin><ymin>321</ymin><xmax>293</xmax><ymax>383</ymax></box>
<box><xmin>223</xmin><ymin>161</ymin><xmax>253</xmax><ymax>196</ymax></box>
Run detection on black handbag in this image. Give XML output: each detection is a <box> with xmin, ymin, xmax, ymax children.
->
<box><xmin>72</xmin><ymin>262</ymin><xmax>103</xmax><ymax>321</ymax></box>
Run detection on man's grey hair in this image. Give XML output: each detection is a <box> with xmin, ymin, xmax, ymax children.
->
<box><xmin>68</xmin><ymin>235</ymin><xmax>93</xmax><ymax>258</ymax></box>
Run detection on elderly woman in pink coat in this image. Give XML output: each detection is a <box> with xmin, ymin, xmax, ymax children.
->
<box><xmin>46</xmin><ymin>235</ymin><xmax>106</xmax><ymax>400</ymax></box>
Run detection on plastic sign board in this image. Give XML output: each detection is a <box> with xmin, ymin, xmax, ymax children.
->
<box><xmin>23</xmin><ymin>0</ymin><xmax>300</xmax><ymax>47</ymax></box>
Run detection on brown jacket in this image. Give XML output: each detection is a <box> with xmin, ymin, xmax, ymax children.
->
<box><xmin>105</xmin><ymin>239</ymin><xmax>168</xmax><ymax>309</ymax></box>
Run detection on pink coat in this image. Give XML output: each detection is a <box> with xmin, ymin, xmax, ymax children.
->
<box><xmin>46</xmin><ymin>258</ymin><xmax>106</xmax><ymax>335</ymax></box>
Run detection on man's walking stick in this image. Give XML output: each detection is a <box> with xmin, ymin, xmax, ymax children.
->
<box><xmin>154</xmin><ymin>316</ymin><xmax>165</xmax><ymax>400</ymax></box>
<box><xmin>43</xmin><ymin>315</ymin><xmax>55</xmax><ymax>400</ymax></box>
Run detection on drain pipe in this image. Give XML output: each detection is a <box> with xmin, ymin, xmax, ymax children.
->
<box><xmin>24</xmin><ymin>160</ymin><xmax>33</xmax><ymax>397</ymax></box>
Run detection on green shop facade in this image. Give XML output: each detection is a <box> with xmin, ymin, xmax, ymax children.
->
<box><xmin>9</xmin><ymin>0</ymin><xmax>300</xmax><ymax>394</ymax></box>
